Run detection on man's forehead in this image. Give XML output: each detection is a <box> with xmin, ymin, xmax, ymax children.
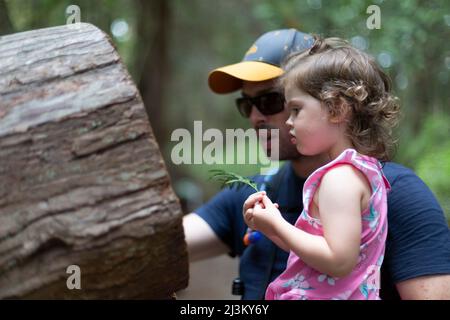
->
<box><xmin>241</xmin><ymin>79</ymin><xmax>278</xmax><ymax>96</ymax></box>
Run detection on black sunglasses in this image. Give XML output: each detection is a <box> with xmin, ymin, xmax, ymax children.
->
<box><xmin>235</xmin><ymin>92</ymin><xmax>285</xmax><ymax>118</ymax></box>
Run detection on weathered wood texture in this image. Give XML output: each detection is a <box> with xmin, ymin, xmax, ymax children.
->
<box><xmin>0</xmin><ymin>23</ymin><xmax>188</xmax><ymax>299</ymax></box>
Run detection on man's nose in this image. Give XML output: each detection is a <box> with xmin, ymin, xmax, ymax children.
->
<box><xmin>249</xmin><ymin>105</ymin><xmax>266</xmax><ymax>126</ymax></box>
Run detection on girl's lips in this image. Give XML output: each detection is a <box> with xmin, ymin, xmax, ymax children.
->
<box><xmin>289</xmin><ymin>132</ymin><xmax>296</xmax><ymax>144</ymax></box>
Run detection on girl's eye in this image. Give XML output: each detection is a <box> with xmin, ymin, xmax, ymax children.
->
<box><xmin>290</xmin><ymin>107</ymin><xmax>301</xmax><ymax>116</ymax></box>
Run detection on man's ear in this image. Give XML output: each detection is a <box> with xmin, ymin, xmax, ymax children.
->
<box><xmin>328</xmin><ymin>97</ymin><xmax>351</xmax><ymax>124</ymax></box>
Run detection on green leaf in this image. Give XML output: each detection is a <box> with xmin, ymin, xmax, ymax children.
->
<box><xmin>209</xmin><ymin>169</ymin><xmax>259</xmax><ymax>192</ymax></box>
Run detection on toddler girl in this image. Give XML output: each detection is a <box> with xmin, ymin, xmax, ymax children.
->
<box><xmin>243</xmin><ymin>37</ymin><xmax>400</xmax><ymax>300</ymax></box>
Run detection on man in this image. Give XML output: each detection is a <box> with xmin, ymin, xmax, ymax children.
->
<box><xmin>183</xmin><ymin>29</ymin><xmax>450</xmax><ymax>299</ymax></box>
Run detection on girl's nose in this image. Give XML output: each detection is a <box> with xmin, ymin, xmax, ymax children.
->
<box><xmin>285</xmin><ymin>115</ymin><xmax>293</xmax><ymax>128</ymax></box>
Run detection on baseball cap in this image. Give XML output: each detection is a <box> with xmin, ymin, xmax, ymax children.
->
<box><xmin>208</xmin><ymin>29</ymin><xmax>315</xmax><ymax>94</ymax></box>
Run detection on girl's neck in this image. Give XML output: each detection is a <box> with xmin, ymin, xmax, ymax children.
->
<box><xmin>326</xmin><ymin>138</ymin><xmax>355</xmax><ymax>161</ymax></box>
<box><xmin>290</xmin><ymin>139</ymin><xmax>355</xmax><ymax>179</ymax></box>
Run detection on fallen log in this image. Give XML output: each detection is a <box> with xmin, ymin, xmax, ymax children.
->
<box><xmin>0</xmin><ymin>23</ymin><xmax>188</xmax><ymax>299</ymax></box>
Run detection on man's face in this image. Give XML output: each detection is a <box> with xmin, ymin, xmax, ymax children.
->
<box><xmin>241</xmin><ymin>80</ymin><xmax>301</xmax><ymax>161</ymax></box>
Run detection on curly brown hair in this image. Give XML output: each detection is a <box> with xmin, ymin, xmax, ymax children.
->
<box><xmin>279</xmin><ymin>36</ymin><xmax>400</xmax><ymax>161</ymax></box>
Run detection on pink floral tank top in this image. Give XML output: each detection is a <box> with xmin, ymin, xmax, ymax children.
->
<box><xmin>265</xmin><ymin>149</ymin><xmax>391</xmax><ymax>300</ymax></box>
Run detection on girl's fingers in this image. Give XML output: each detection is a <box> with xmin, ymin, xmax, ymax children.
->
<box><xmin>243</xmin><ymin>191</ymin><xmax>266</xmax><ymax>210</ymax></box>
<box><xmin>262</xmin><ymin>195</ymin><xmax>275</xmax><ymax>208</ymax></box>
<box><xmin>244</xmin><ymin>193</ymin><xmax>263</xmax><ymax>206</ymax></box>
<box><xmin>274</xmin><ymin>203</ymin><xmax>279</xmax><ymax>208</ymax></box>
<box><xmin>244</xmin><ymin>208</ymin><xmax>254</xmax><ymax>222</ymax></box>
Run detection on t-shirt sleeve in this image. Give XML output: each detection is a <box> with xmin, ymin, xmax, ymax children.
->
<box><xmin>193</xmin><ymin>187</ymin><xmax>248</xmax><ymax>257</ymax></box>
<box><xmin>385</xmin><ymin>171</ymin><xmax>450</xmax><ymax>283</ymax></box>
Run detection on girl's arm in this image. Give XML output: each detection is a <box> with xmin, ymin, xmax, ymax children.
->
<box><xmin>253</xmin><ymin>165</ymin><xmax>369</xmax><ymax>278</ymax></box>
<box><xmin>268</xmin><ymin>234</ymin><xmax>290</xmax><ymax>252</ymax></box>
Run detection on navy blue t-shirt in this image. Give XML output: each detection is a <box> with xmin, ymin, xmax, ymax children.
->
<box><xmin>195</xmin><ymin>161</ymin><xmax>450</xmax><ymax>300</ymax></box>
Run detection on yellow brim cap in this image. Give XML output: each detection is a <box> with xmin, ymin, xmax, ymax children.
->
<box><xmin>208</xmin><ymin>61</ymin><xmax>283</xmax><ymax>94</ymax></box>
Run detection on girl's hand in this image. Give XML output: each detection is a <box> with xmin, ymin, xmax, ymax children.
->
<box><xmin>248</xmin><ymin>195</ymin><xmax>283</xmax><ymax>237</ymax></box>
<box><xmin>243</xmin><ymin>191</ymin><xmax>266</xmax><ymax>229</ymax></box>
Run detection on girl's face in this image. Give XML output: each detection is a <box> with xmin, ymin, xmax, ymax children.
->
<box><xmin>285</xmin><ymin>84</ymin><xmax>341</xmax><ymax>157</ymax></box>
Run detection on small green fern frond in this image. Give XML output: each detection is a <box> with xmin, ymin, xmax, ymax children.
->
<box><xmin>209</xmin><ymin>169</ymin><xmax>259</xmax><ymax>192</ymax></box>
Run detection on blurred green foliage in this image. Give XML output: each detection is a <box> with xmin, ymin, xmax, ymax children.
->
<box><xmin>412</xmin><ymin>114</ymin><xmax>450</xmax><ymax>218</ymax></box>
<box><xmin>1</xmin><ymin>0</ymin><xmax>449</xmax><ymax>219</ymax></box>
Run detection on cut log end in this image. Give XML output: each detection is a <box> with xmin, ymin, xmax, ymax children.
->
<box><xmin>0</xmin><ymin>23</ymin><xmax>188</xmax><ymax>299</ymax></box>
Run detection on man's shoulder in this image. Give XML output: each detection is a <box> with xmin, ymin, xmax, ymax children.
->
<box><xmin>382</xmin><ymin>161</ymin><xmax>416</xmax><ymax>182</ymax></box>
<box><xmin>381</xmin><ymin>161</ymin><xmax>429</xmax><ymax>192</ymax></box>
<box><xmin>382</xmin><ymin>161</ymin><xmax>445</xmax><ymax>222</ymax></box>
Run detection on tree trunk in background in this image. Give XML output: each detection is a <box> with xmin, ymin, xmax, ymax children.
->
<box><xmin>0</xmin><ymin>0</ymin><xmax>14</xmax><ymax>35</ymax></box>
<box><xmin>0</xmin><ymin>23</ymin><xmax>188</xmax><ymax>299</ymax></box>
<box><xmin>134</xmin><ymin>0</ymin><xmax>170</xmax><ymax>148</ymax></box>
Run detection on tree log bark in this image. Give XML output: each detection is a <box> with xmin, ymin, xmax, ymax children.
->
<box><xmin>0</xmin><ymin>23</ymin><xmax>188</xmax><ymax>299</ymax></box>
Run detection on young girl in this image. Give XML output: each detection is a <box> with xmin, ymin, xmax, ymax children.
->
<box><xmin>243</xmin><ymin>37</ymin><xmax>400</xmax><ymax>300</ymax></box>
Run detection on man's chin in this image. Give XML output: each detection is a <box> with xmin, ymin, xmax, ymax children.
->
<box><xmin>265</xmin><ymin>146</ymin><xmax>302</xmax><ymax>161</ymax></box>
